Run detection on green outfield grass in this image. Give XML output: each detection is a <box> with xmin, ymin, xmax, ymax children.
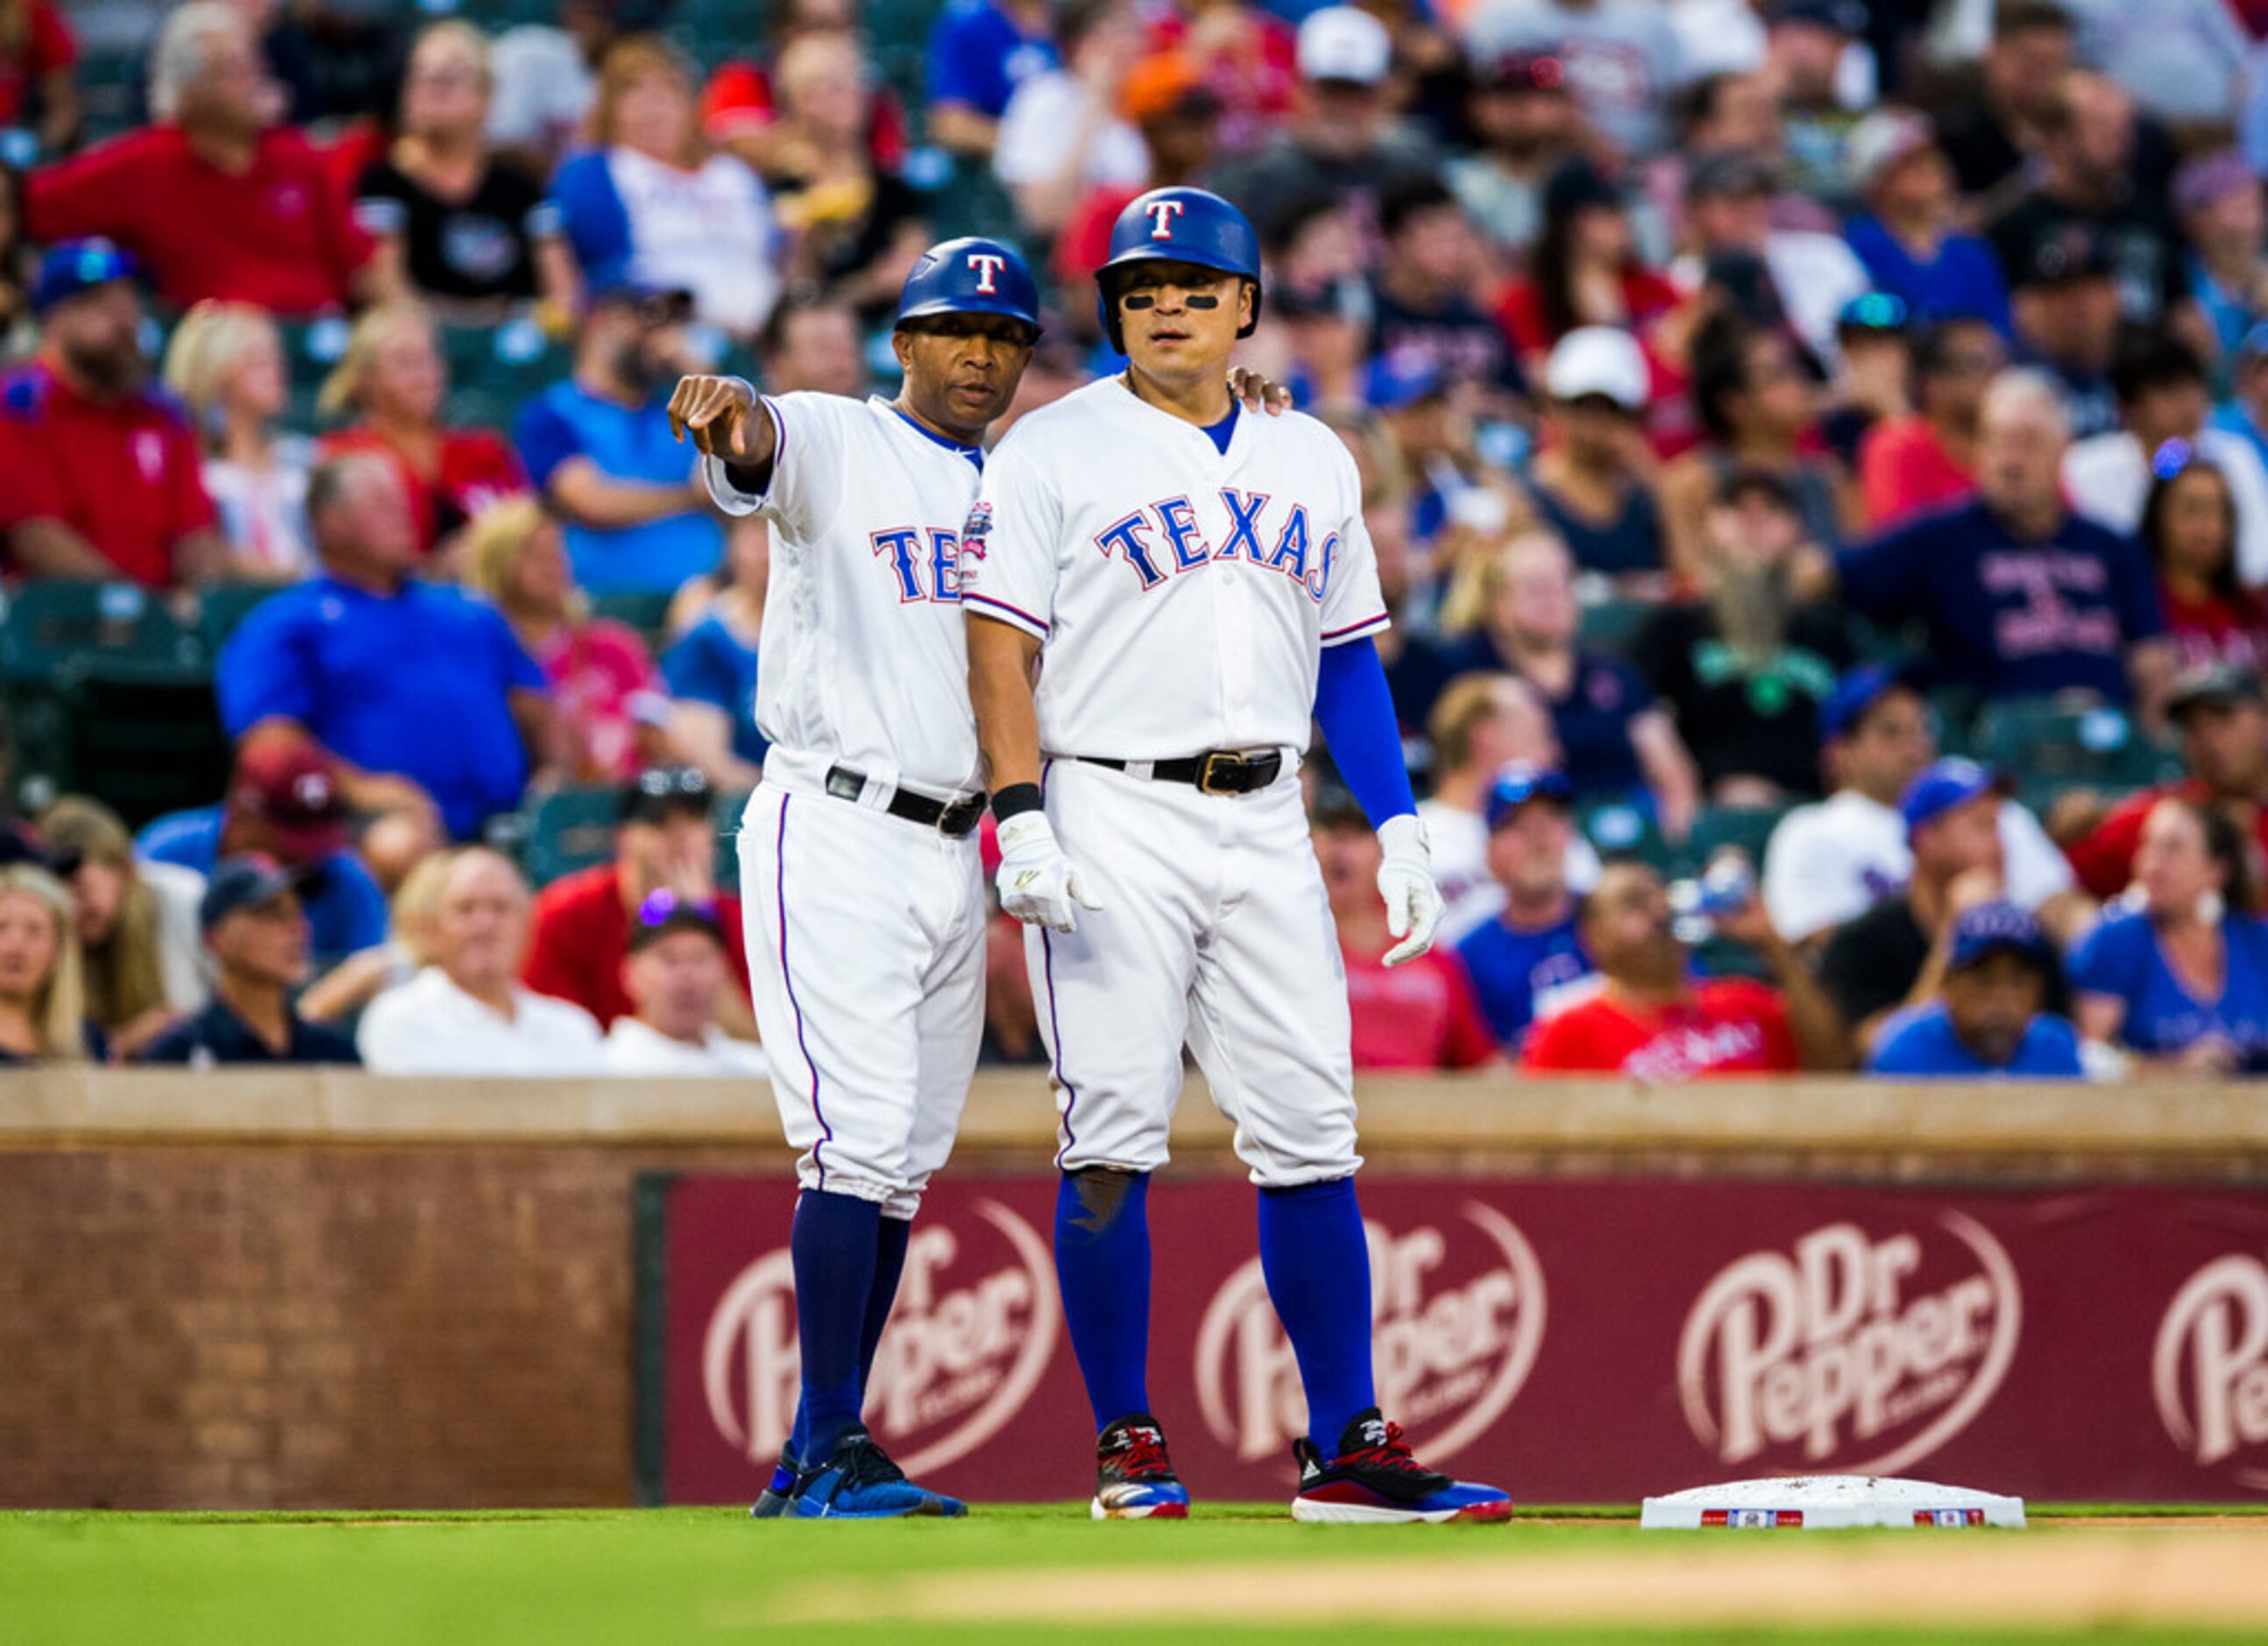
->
<box><xmin>4</xmin><ymin>1505</ymin><xmax>2266</xmax><ymax>1645</ymax></box>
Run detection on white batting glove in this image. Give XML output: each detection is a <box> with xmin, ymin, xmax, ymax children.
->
<box><xmin>1376</xmin><ymin>813</ymin><xmax>1442</xmax><ymax>968</ymax></box>
<box><xmin>996</xmin><ymin>812</ymin><xmax>1102</xmax><ymax>933</ymax></box>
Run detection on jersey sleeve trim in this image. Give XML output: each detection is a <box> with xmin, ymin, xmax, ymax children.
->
<box><xmin>697</xmin><ymin>393</ymin><xmax>783</xmax><ymax>519</ymax></box>
<box><xmin>962</xmin><ymin>592</ymin><xmax>1052</xmax><ymax>639</ymax></box>
<box><xmin>1320</xmin><ymin>612</ymin><xmax>1392</xmax><ymax>647</ymax></box>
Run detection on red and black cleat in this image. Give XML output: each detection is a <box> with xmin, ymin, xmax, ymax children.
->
<box><xmin>1092</xmin><ymin>1413</ymin><xmax>1192</xmax><ymax>1520</ymax></box>
<box><xmin>1291</xmin><ymin>1409</ymin><xmax>1513</xmax><ymax>1524</ymax></box>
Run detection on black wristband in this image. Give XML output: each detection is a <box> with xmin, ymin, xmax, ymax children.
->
<box><xmin>992</xmin><ymin>783</ymin><xmax>1043</xmax><ymax>820</ymax></box>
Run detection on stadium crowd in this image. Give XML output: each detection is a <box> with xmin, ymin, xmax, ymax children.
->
<box><xmin>4</xmin><ymin>0</ymin><xmax>2268</xmax><ymax>1081</ymax></box>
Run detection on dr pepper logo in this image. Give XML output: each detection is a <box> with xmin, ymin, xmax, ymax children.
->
<box><xmin>1677</xmin><ymin>1215</ymin><xmax>2021</xmax><ymax>1474</ymax></box>
<box><xmin>2154</xmin><ymin>1252</ymin><xmax>2268</xmax><ymax>1491</ymax></box>
<box><xmin>1194</xmin><ymin>1203</ymin><xmax>1546</xmax><ymax>1465</ymax></box>
<box><xmin>699</xmin><ymin>1198</ymin><xmax>1059</xmax><ymax>1477</ymax></box>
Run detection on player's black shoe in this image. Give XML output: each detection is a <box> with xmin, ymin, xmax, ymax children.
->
<box><xmin>788</xmin><ymin>1425</ymin><xmax>966</xmax><ymax>1519</ymax></box>
<box><xmin>1290</xmin><ymin>1408</ymin><xmax>1513</xmax><ymax>1523</ymax></box>
<box><xmin>1092</xmin><ymin>1412</ymin><xmax>1191</xmax><ymax>1520</ymax></box>
<box><xmin>748</xmin><ymin>1445</ymin><xmax>798</xmax><ymax>1519</ymax></box>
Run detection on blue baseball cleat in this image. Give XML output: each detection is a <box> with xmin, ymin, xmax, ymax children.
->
<box><xmin>789</xmin><ymin>1426</ymin><xmax>967</xmax><ymax>1519</ymax></box>
<box><xmin>1091</xmin><ymin>1413</ymin><xmax>1191</xmax><ymax>1520</ymax></box>
<box><xmin>748</xmin><ymin>1445</ymin><xmax>799</xmax><ymax>1519</ymax></box>
<box><xmin>1290</xmin><ymin>1410</ymin><xmax>1513</xmax><ymax>1524</ymax></box>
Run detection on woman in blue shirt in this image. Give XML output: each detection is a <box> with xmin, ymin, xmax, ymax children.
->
<box><xmin>661</xmin><ymin>520</ymin><xmax>769</xmax><ymax>788</ymax></box>
<box><xmin>2070</xmin><ymin>797</ymin><xmax>2268</xmax><ymax>1072</ymax></box>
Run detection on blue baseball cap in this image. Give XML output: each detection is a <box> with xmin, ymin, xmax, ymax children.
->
<box><xmin>1947</xmin><ymin>900</ymin><xmax>2052</xmax><ymax>974</ymax></box>
<box><xmin>31</xmin><ymin>238</ymin><xmax>139</xmax><ymax>316</ymax></box>
<box><xmin>1484</xmin><ymin>762</ymin><xmax>1575</xmax><ymax>830</ymax></box>
<box><xmin>1819</xmin><ymin>663</ymin><xmax>1909</xmax><ymax>743</ymax></box>
<box><xmin>198</xmin><ymin>854</ymin><xmax>300</xmax><ymax>933</ymax></box>
<box><xmin>1365</xmin><ymin>346</ymin><xmax>1448</xmax><ymax>412</ymax></box>
<box><xmin>1900</xmin><ymin>756</ymin><xmax>2000</xmax><ymax>834</ymax></box>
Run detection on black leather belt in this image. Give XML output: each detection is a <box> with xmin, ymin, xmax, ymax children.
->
<box><xmin>1075</xmin><ymin>749</ymin><xmax>1285</xmax><ymax>796</ymax></box>
<box><xmin>825</xmin><ymin>765</ymin><xmax>987</xmax><ymax>837</ymax></box>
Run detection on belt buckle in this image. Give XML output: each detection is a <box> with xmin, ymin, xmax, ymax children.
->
<box><xmin>940</xmin><ymin>793</ymin><xmax>984</xmax><ymax>837</ymax></box>
<box><xmin>1197</xmin><ymin>751</ymin><xmax>1247</xmax><ymax>795</ymax></box>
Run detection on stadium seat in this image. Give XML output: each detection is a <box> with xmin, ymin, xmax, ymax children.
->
<box><xmin>1575</xmin><ymin>798</ymin><xmax>1671</xmax><ymax>871</ymax></box>
<box><xmin>520</xmin><ymin>786</ymin><xmax>622</xmax><ymax>888</ymax></box>
<box><xmin>0</xmin><ymin>582</ymin><xmax>205</xmax><ymax>687</ymax></box>
<box><xmin>713</xmin><ymin>790</ymin><xmax>752</xmax><ymax>890</ymax></box>
<box><xmin>590</xmin><ymin>589</ymin><xmax>677</xmax><ymax>643</ymax></box>
<box><xmin>195</xmin><ymin>585</ymin><xmax>287</xmax><ymax>656</ymax></box>
<box><xmin>1575</xmin><ymin>597</ymin><xmax>1654</xmax><ymax>657</ymax></box>
<box><xmin>1974</xmin><ymin>699</ymin><xmax>2179</xmax><ymax>814</ymax></box>
<box><xmin>1687</xmin><ymin>805</ymin><xmax>1788</xmax><ymax>871</ymax></box>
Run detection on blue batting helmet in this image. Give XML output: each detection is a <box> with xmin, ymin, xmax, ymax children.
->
<box><xmin>1095</xmin><ymin>187</ymin><xmax>1262</xmax><ymax>350</ymax></box>
<box><xmin>894</xmin><ymin>237</ymin><xmax>1042</xmax><ymax>337</ymax></box>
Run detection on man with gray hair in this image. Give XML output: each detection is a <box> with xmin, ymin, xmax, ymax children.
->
<box><xmin>1825</xmin><ymin>366</ymin><xmax>2171</xmax><ymax>706</ymax></box>
<box><xmin>25</xmin><ymin>3</ymin><xmax>394</xmax><ymax>315</ymax></box>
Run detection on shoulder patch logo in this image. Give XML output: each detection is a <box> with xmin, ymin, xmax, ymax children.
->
<box><xmin>961</xmin><ymin>500</ymin><xmax>994</xmax><ymax>560</ymax></box>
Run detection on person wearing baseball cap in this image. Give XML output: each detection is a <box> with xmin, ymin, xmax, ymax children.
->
<box><xmin>136</xmin><ymin>745</ymin><xmax>391</xmax><ymax>969</ymax></box>
<box><xmin>1681</xmin><ymin>147</ymin><xmax>1873</xmax><ymax>365</ymax></box>
<box><xmin>1463</xmin><ymin>0</ymin><xmax>1679</xmax><ymax>157</ymax></box>
<box><xmin>1372</xmin><ymin>175</ymin><xmax>1527</xmax><ymax>413</ymax></box>
<box><xmin>138</xmin><ymin>857</ymin><xmax>360</xmax><ymax>1067</ymax></box>
<box><xmin>0</xmin><ymin>239</ymin><xmax>227</xmax><ymax>590</ymax></box>
<box><xmin>1854</xmin><ymin>316</ymin><xmax>2005</xmax><ymax>530</ymax></box>
<box><xmin>1448</xmin><ymin>53</ymin><xmax>1579</xmax><ymax>252</ymax></box>
<box><xmin>1866</xmin><ymin>900</ymin><xmax>2083</xmax><ymax>1076</ymax></box>
<box><xmin>1762</xmin><ymin>0</ymin><xmax>1864</xmax><ymax>204</ymax></box>
<box><xmin>1453</xmin><ymin>763</ymin><xmax>1598</xmax><ymax>1053</ymax></box>
<box><xmin>2002</xmin><ymin>222</ymin><xmax>2121</xmax><ymax>438</ymax></box>
<box><xmin>1841</xmin><ymin>108</ymin><xmax>2012</xmax><ymax>337</ymax></box>
<box><xmin>1524</xmin><ymin>326</ymin><xmax>1664</xmax><ymax>578</ymax></box>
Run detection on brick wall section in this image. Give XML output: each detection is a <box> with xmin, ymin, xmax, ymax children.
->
<box><xmin>0</xmin><ymin>1144</ymin><xmax>767</xmax><ymax>1509</ymax></box>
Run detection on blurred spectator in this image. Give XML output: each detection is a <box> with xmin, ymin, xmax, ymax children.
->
<box><xmin>1637</xmin><ymin>467</ymin><xmax>1853</xmax><ymax>804</ymax></box>
<box><xmin>1661</xmin><ymin>316</ymin><xmax>1853</xmax><ymax>576</ymax></box>
<box><xmin>762</xmin><ymin>33</ymin><xmax>928</xmax><ymax>322</ymax></box>
<box><xmin>703</xmin><ymin>0</ymin><xmax>913</xmax><ymax>177</ymax></box>
<box><xmin>358</xmin><ymin>847</ymin><xmax>604</xmax><ymax>1075</ymax></box>
<box><xmin>1428</xmin><ymin>531</ymin><xmax>1699</xmax><ymax>841</ymax></box>
<box><xmin>40</xmin><ymin>796</ymin><xmax>205</xmax><ymax>1060</ymax></box>
<box><xmin>0</xmin><ymin>864</ymin><xmax>95</xmax><ymax>1064</ymax></box>
<box><xmin>925</xmin><ymin>0</ymin><xmax>1060</xmax><ymax>157</ymax></box>
<box><xmin>1146</xmin><ymin>0</ymin><xmax>1293</xmax><ymax>151</ymax></box>
<box><xmin>1766</xmin><ymin>0</ymin><xmax>1864</xmax><ymax>208</ymax></box>
<box><xmin>549</xmin><ymin>36</ymin><xmax>779</xmax><ymax>340</ymax></box>
<box><xmin>662</xmin><ymin>520</ymin><xmax>769</xmax><ymax>788</ymax></box>
<box><xmin>2071</xmin><ymin>796</ymin><xmax>2268</xmax><ymax>1073</ymax></box>
<box><xmin>2173</xmin><ymin>152</ymin><xmax>2267</xmax><ymax>376</ymax></box>
<box><xmin>217</xmin><ymin>453</ymin><xmax>563</xmax><ymax>841</ymax></box>
<box><xmin>1497</xmin><ymin>160</ymin><xmax>1679</xmax><ymax>374</ymax></box>
<box><xmin>487</xmin><ymin>0</ymin><xmax>652</xmax><ymax>174</ymax></box>
<box><xmin>2142</xmin><ymin>462</ymin><xmax>2268</xmax><ymax>674</ymax></box>
<box><xmin>2063</xmin><ymin>335</ymin><xmax>2268</xmax><ymax>585</ymax></box>
<box><xmin>316</xmin><ymin>302</ymin><xmax>529</xmax><ymax>563</ymax></box>
<box><xmin>1648</xmin><ymin>69</ymin><xmax>1831</xmax><ymax>245</ymax></box>
<box><xmin>994</xmin><ymin>0</ymin><xmax>1147</xmax><ymax>234</ymax></box>
<box><xmin>26</xmin><ymin>4</ymin><xmax>386</xmax><ymax>314</ymax></box>
<box><xmin>137</xmin><ymin>742</ymin><xmax>390</xmax><ymax>968</ymax></box>
<box><xmin>0</xmin><ymin>163</ymin><xmax>30</xmax><ymax>347</ymax></box>
<box><xmin>1444</xmin><ymin>51</ymin><xmax>1580</xmax><ymax>255</ymax></box>
<box><xmin>1985</xmin><ymin>73</ymin><xmax>2186</xmax><ymax>333</ymax></box>
<box><xmin>2006</xmin><ymin>223</ymin><xmax>2123</xmax><ymax>437</ymax></box>
<box><xmin>1677</xmin><ymin>150</ymin><xmax>1869</xmax><ymax>367</ymax></box>
<box><xmin>514</xmin><ymin>282</ymin><xmax>723</xmax><ymax>595</ymax></box>
<box><xmin>0</xmin><ymin>241</ymin><xmax>225</xmax><ymax>586</ymax></box>
<box><xmin>1454</xmin><ymin>763</ymin><xmax>1596</xmax><ymax>1052</ymax></box>
<box><xmin>140</xmin><ymin>856</ymin><xmax>358</xmax><ymax>1066</ymax></box>
<box><xmin>2061</xmin><ymin>0</ymin><xmax>2249</xmax><ymax>134</ymax></box>
<box><xmin>1831</xmin><ymin>369</ymin><xmax>2168</xmax><ymax>706</ymax></box>
<box><xmin>1840</xmin><ymin>110</ymin><xmax>2012</xmax><ymax>336</ymax></box>
<box><xmin>161</xmin><ymin>302</ymin><xmax>314</xmax><ymax>579</ymax></box>
<box><xmin>1867</xmin><ymin>900</ymin><xmax>2085</xmax><ymax>1077</ymax></box>
<box><xmin>463</xmin><ymin>496</ymin><xmax>672</xmax><ymax>784</ymax></box>
<box><xmin>1520</xmin><ymin>858</ymin><xmax>1842</xmax><ymax>1075</ymax></box>
<box><xmin>1050</xmin><ymin>52</ymin><xmax>1223</xmax><ymax>293</ymax></box>
<box><xmin>295</xmin><ymin>841</ymin><xmax>451</xmax><ymax>1025</ymax></box>
<box><xmin>2065</xmin><ymin>662</ymin><xmax>2268</xmax><ymax>901</ymax></box>
<box><xmin>599</xmin><ymin>895</ymin><xmax>769</xmax><ymax>1075</ymax></box>
<box><xmin>1208</xmin><ymin>7</ymin><xmax>1438</xmax><ymax>239</ymax></box>
<box><xmin>1313</xmin><ymin>793</ymin><xmax>1496</xmax><ymax>1070</ymax></box>
<box><xmin>1762</xmin><ymin>668</ymin><xmax>2080</xmax><ymax>946</ymax></box>
<box><xmin>758</xmin><ymin>291</ymin><xmax>868</xmax><ymax>397</ymax></box>
<box><xmin>1251</xmin><ymin>202</ymin><xmax>1371</xmax><ymax>410</ymax></box>
<box><xmin>1523</xmin><ymin>326</ymin><xmax>1664</xmax><ymax>578</ymax></box>
<box><xmin>521</xmin><ymin>766</ymin><xmax>753</xmax><ymax>1031</ymax></box>
<box><xmin>1418</xmin><ymin>671</ymin><xmax>1598</xmax><ymax>938</ymax></box>
<box><xmin>1935</xmin><ymin>1</ymin><xmax>2078</xmax><ymax>205</ymax></box>
<box><xmin>1855</xmin><ymin>315</ymin><xmax>2002</xmax><ymax>529</ymax></box>
<box><xmin>1370</xmin><ymin>177</ymin><xmax>1520</xmax><ymax>409</ymax></box>
<box><xmin>1463</xmin><ymin>0</ymin><xmax>1680</xmax><ymax>160</ymax></box>
<box><xmin>2211</xmin><ymin>323</ymin><xmax>2268</xmax><ymax>472</ymax></box>
<box><xmin>355</xmin><ymin>21</ymin><xmax>578</xmax><ymax>318</ymax></box>
<box><xmin>1820</xmin><ymin>294</ymin><xmax>1913</xmax><ymax>465</ymax></box>
<box><xmin>0</xmin><ymin>0</ymin><xmax>78</xmax><ymax>157</ymax></box>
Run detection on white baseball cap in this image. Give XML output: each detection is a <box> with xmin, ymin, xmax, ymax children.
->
<box><xmin>1297</xmin><ymin>6</ymin><xmax>1392</xmax><ymax>87</ymax></box>
<box><xmin>1544</xmin><ymin>326</ymin><xmax>1649</xmax><ymax>410</ymax></box>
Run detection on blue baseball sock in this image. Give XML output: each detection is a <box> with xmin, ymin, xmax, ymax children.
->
<box><xmin>859</xmin><ymin>1215</ymin><xmax>913</xmax><ymax>1391</ymax></box>
<box><xmin>1054</xmin><ymin>1170</ymin><xmax>1152</xmax><ymax>1434</ymax></box>
<box><xmin>1258</xmin><ymin>1176</ymin><xmax>1377</xmax><ymax>1454</ymax></box>
<box><xmin>790</xmin><ymin>1189</ymin><xmax>881</xmax><ymax>1462</ymax></box>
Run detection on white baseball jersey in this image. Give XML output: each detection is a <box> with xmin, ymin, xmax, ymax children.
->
<box><xmin>961</xmin><ymin>376</ymin><xmax>1389</xmax><ymax>758</ymax></box>
<box><xmin>705</xmin><ymin>391</ymin><xmax>986</xmax><ymax>795</ymax></box>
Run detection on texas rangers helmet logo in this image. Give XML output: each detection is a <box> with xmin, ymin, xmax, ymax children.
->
<box><xmin>1145</xmin><ymin>199</ymin><xmax>1186</xmax><ymax>240</ymax></box>
<box><xmin>967</xmin><ymin>252</ymin><xmax>1008</xmax><ymax>294</ymax></box>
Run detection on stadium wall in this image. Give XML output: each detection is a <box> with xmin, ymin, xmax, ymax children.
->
<box><xmin>3</xmin><ymin>1070</ymin><xmax>2265</xmax><ymax>1510</ymax></box>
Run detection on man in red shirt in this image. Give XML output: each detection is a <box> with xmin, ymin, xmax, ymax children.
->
<box><xmin>24</xmin><ymin>4</ymin><xmax>389</xmax><ymax>316</ymax></box>
<box><xmin>521</xmin><ymin>765</ymin><xmax>755</xmax><ymax>1033</ymax></box>
<box><xmin>1854</xmin><ymin>317</ymin><xmax>2002</xmax><ymax>531</ymax></box>
<box><xmin>0</xmin><ymin>241</ymin><xmax>224</xmax><ymax>586</ymax></box>
<box><xmin>2066</xmin><ymin>662</ymin><xmax>2268</xmax><ymax>899</ymax></box>
<box><xmin>1314</xmin><ymin>797</ymin><xmax>1497</xmax><ymax>1071</ymax></box>
<box><xmin>1522</xmin><ymin>860</ymin><xmax>1846</xmax><ymax>1077</ymax></box>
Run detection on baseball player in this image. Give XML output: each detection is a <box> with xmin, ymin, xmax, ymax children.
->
<box><xmin>667</xmin><ymin>239</ymin><xmax>1288</xmax><ymax>1520</ymax></box>
<box><xmin>962</xmin><ymin>188</ymin><xmax>1513</xmax><ymax>1522</ymax></box>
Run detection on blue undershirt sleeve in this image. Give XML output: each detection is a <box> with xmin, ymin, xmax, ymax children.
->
<box><xmin>1313</xmin><ymin>635</ymin><xmax>1416</xmax><ymax>827</ymax></box>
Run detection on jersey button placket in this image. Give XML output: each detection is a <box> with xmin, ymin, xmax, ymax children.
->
<box><xmin>1207</xmin><ymin>435</ymin><xmax>1253</xmax><ymax>755</ymax></box>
